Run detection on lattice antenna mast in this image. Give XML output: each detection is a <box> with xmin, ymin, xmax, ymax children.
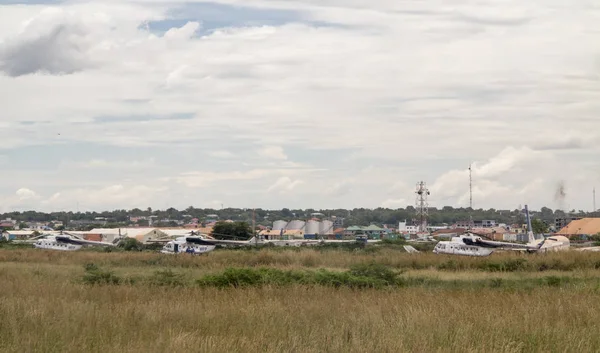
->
<box><xmin>469</xmin><ymin>164</ymin><xmax>473</xmax><ymax>210</ymax></box>
<box><xmin>469</xmin><ymin>164</ymin><xmax>473</xmax><ymax>230</ymax></box>
<box><xmin>415</xmin><ymin>181</ymin><xmax>430</xmax><ymax>233</ymax></box>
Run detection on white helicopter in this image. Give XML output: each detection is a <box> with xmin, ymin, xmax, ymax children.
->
<box><xmin>160</xmin><ymin>236</ymin><xmax>217</xmax><ymax>255</ymax></box>
<box><xmin>433</xmin><ymin>205</ymin><xmax>569</xmax><ymax>257</ymax></box>
<box><xmin>32</xmin><ymin>232</ymin><xmax>122</xmax><ymax>251</ymax></box>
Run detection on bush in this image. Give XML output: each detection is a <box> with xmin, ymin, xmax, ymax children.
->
<box><xmin>146</xmin><ymin>269</ymin><xmax>186</xmax><ymax>287</ymax></box>
<box><xmin>196</xmin><ymin>265</ymin><xmax>403</xmax><ymax>289</ymax></box>
<box><xmin>349</xmin><ymin>262</ymin><xmax>400</xmax><ymax>284</ymax></box>
<box><xmin>81</xmin><ymin>264</ymin><xmax>121</xmax><ymax>285</ymax></box>
<box><xmin>540</xmin><ymin>276</ymin><xmax>571</xmax><ymax>287</ymax></box>
<box><xmin>118</xmin><ymin>238</ymin><xmax>143</xmax><ymax>252</ymax></box>
<box><xmin>479</xmin><ymin>258</ymin><xmax>529</xmax><ymax>272</ymax></box>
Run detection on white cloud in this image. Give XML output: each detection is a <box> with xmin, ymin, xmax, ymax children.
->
<box><xmin>381</xmin><ymin>198</ymin><xmax>407</xmax><ymax>208</ymax></box>
<box><xmin>267</xmin><ymin>176</ymin><xmax>303</xmax><ymax>194</ymax></box>
<box><xmin>60</xmin><ymin>158</ymin><xmax>156</xmax><ymax>169</ymax></box>
<box><xmin>38</xmin><ymin>184</ymin><xmax>169</xmax><ymax>211</ymax></box>
<box><xmin>163</xmin><ymin>21</ymin><xmax>201</xmax><ymax>41</ymax></box>
<box><xmin>258</xmin><ymin>146</ymin><xmax>287</xmax><ymax>160</ymax></box>
<box><xmin>174</xmin><ymin>169</ymin><xmax>271</xmax><ymax>188</ymax></box>
<box><xmin>0</xmin><ymin>1</ymin><xmax>599</xmax><ymax>211</ymax></box>
<box><xmin>427</xmin><ymin>146</ymin><xmax>579</xmax><ymax>210</ymax></box>
<box><xmin>207</xmin><ymin>150</ymin><xmax>237</xmax><ymax>159</ymax></box>
<box><xmin>325</xmin><ymin>179</ymin><xmax>353</xmax><ymax>197</ymax></box>
<box><xmin>16</xmin><ymin>188</ymin><xmax>38</xmax><ymax>200</ymax></box>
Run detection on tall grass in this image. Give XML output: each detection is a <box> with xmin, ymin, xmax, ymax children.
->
<box><xmin>3</xmin><ymin>248</ymin><xmax>600</xmax><ymax>272</ymax></box>
<box><xmin>1</xmin><ymin>263</ymin><xmax>600</xmax><ymax>352</ymax></box>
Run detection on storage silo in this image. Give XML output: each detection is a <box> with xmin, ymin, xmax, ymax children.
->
<box><xmin>287</xmin><ymin>220</ymin><xmax>305</xmax><ymax>230</ymax></box>
<box><xmin>273</xmin><ymin>220</ymin><xmax>287</xmax><ymax>231</ymax></box>
<box><xmin>320</xmin><ymin>220</ymin><xmax>334</xmax><ymax>235</ymax></box>
<box><xmin>305</xmin><ymin>220</ymin><xmax>320</xmax><ymax>237</ymax></box>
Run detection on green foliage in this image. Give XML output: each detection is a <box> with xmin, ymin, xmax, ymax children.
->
<box><xmin>195</xmin><ymin>266</ymin><xmax>587</xmax><ymax>290</ymax></box>
<box><xmin>435</xmin><ymin>257</ymin><xmax>580</xmax><ymax>272</ymax></box>
<box><xmin>196</xmin><ymin>264</ymin><xmax>403</xmax><ymax>289</ymax></box>
<box><xmin>349</xmin><ymin>262</ymin><xmax>401</xmax><ymax>283</ymax></box>
<box><xmin>211</xmin><ymin>221</ymin><xmax>252</xmax><ymax>240</ymax></box>
<box><xmin>531</xmin><ymin>219</ymin><xmax>549</xmax><ymax>234</ymax></box>
<box><xmin>1</xmin><ymin>205</ymin><xmax>590</xmax><ymax>230</ymax></box>
<box><xmin>380</xmin><ymin>238</ymin><xmax>407</xmax><ymax>245</ymax></box>
<box><xmin>81</xmin><ymin>264</ymin><xmax>121</xmax><ymax>285</ymax></box>
<box><xmin>118</xmin><ymin>238</ymin><xmax>143</xmax><ymax>251</ymax></box>
<box><xmin>478</xmin><ymin>258</ymin><xmax>529</xmax><ymax>272</ymax></box>
<box><xmin>146</xmin><ymin>269</ymin><xmax>186</xmax><ymax>287</ymax></box>
<box><xmin>0</xmin><ymin>240</ymin><xmax>33</xmax><ymax>249</ymax></box>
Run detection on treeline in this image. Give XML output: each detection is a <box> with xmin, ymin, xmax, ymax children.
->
<box><xmin>0</xmin><ymin>206</ymin><xmax>590</xmax><ymax>227</ymax></box>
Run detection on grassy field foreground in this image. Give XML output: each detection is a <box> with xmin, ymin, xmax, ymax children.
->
<box><xmin>2</xmin><ymin>249</ymin><xmax>600</xmax><ymax>352</ymax></box>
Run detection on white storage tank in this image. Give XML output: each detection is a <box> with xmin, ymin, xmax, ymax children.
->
<box><xmin>273</xmin><ymin>220</ymin><xmax>287</xmax><ymax>231</ymax></box>
<box><xmin>287</xmin><ymin>220</ymin><xmax>305</xmax><ymax>230</ymax></box>
<box><xmin>320</xmin><ymin>220</ymin><xmax>334</xmax><ymax>235</ymax></box>
<box><xmin>305</xmin><ymin>220</ymin><xmax>320</xmax><ymax>235</ymax></box>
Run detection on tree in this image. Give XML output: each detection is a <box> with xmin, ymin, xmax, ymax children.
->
<box><xmin>531</xmin><ymin>219</ymin><xmax>549</xmax><ymax>234</ymax></box>
<box><xmin>118</xmin><ymin>238</ymin><xmax>143</xmax><ymax>251</ymax></box>
<box><xmin>211</xmin><ymin>221</ymin><xmax>252</xmax><ymax>240</ymax></box>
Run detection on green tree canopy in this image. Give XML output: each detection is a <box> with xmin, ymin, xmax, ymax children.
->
<box><xmin>211</xmin><ymin>221</ymin><xmax>253</xmax><ymax>240</ymax></box>
<box><xmin>531</xmin><ymin>219</ymin><xmax>549</xmax><ymax>234</ymax></box>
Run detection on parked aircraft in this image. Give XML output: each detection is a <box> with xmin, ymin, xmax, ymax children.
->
<box><xmin>433</xmin><ymin>234</ymin><xmax>497</xmax><ymax>256</ymax></box>
<box><xmin>160</xmin><ymin>236</ymin><xmax>216</xmax><ymax>255</ymax></box>
<box><xmin>433</xmin><ymin>205</ymin><xmax>569</xmax><ymax>256</ymax></box>
<box><xmin>33</xmin><ymin>233</ymin><xmax>122</xmax><ymax>251</ymax></box>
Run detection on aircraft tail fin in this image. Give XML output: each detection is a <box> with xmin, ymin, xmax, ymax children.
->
<box><xmin>524</xmin><ymin>205</ymin><xmax>536</xmax><ymax>244</ymax></box>
<box><xmin>403</xmin><ymin>245</ymin><xmax>420</xmax><ymax>254</ymax></box>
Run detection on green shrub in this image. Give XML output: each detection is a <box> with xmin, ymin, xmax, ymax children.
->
<box><xmin>81</xmin><ymin>264</ymin><xmax>121</xmax><ymax>285</ymax></box>
<box><xmin>118</xmin><ymin>238</ymin><xmax>143</xmax><ymax>252</ymax></box>
<box><xmin>146</xmin><ymin>269</ymin><xmax>186</xmax><ymax>287</ymax></box>
<box><xmin>196</xmin><ymin>265</ymin><xmax>401</xmax><ymax>289</ymax></box>
<box><xmin>349</xmin><ymin>262</ymin><xmax>400</xmax><ymax>284</ymax></box>
<box><xmin>479</xmin><ymin>258</ymin><xmax>529</xmax><ymax>272</ymax></box>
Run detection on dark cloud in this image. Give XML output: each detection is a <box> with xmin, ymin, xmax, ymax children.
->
<box><xmin>0</xmin><ymin>21</ymin><xmax>93</xmax><ymax>77</ymax></box>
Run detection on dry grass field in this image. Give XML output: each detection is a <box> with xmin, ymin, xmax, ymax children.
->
<box><xmin>2</xmin><ymin>247</ymin><xmax>600</xmax><ymax>352</ymax></box>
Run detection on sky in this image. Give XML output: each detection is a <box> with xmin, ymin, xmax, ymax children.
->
<box><xmin>0</xmin><ymin>0</ymin><xmax>599</xmax><ymax>213</ymax></box>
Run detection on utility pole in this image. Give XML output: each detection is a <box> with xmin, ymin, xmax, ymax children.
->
<box><xmin>469</xmin><ymin>164</ymin><xmax>473</xmax><ymax>230</ymax></box>
<box><xmin>469</xmin><ymin>163</ymin><xmax>473</xmax><ymax>210</ymax></box>
<box><xmin>594</xmin><ymin>187</ymin><xmax>596</xmax><ymax>216</ymax></box>
<box><xmin>252</xmin><ymin>208</ymin><xmax>256</xmax><ymax>246</ymax></box>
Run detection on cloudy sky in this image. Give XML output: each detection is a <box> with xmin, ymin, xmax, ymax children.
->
<box><xmin>0</xmin><ymin>0</ymin><xmax>599</xmax><ymax>212</ymax></box>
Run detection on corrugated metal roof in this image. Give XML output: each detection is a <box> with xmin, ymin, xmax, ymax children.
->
<box><xmin>161</xmin><ymin>229</ymin><xmax>194</xmax><ymax>237</ymax></box>
<box><xmin>4</xmin><ymin>230</ymin><xmax>37</xmax><ymax>235</ymax></box>
<box><xmin>557</xmin><ymin>218</ymin><xmax>600</xmax><ymax>235</ymax></box>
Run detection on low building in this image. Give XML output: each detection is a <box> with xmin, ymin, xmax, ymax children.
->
<box><xmin>87</xmin><ymin>227</ymin><xmax>169</xmax><ymax>244</ymax></box>
<box><xmin>2</xmin><ymin>230</ymin><xmax>37</xmax><ymax>240</ymax></box>
<box><xmin>398</xmin><ymin>221</ymin><xmax>419</xmax><ymax>235</ymax></box>
<box><xmin>344</xmin><ymin>225</ymin><xmax>392</xmax><ymax>239</ymax></box>
<box><xmin>433</xmin><ymin>228</ymin><xmax>466</xmax><ymax>239</ymax></box>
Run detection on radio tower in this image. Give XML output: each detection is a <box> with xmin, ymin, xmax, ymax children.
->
<box><xmin>468</xmin><ymin>164</ymin><xmax>474</xmax><ymax>230</ymax></box>
<box><xmin>415</xmin><ymin>181</ymin><xmax>430</xmax><ymax>232</ymax></box>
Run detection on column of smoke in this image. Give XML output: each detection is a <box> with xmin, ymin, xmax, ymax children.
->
<box><xmin>554</xmin><ymin>181</ymin><xmax>566</xmax><ymax>213</ymax></box>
